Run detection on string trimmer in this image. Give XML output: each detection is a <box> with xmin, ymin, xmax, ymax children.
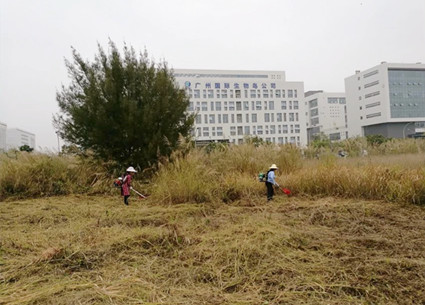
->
<box><xmin>130</xmin><ymin>187</ymin><xmax>147</xmax><ymax>199</ymax></box>
<box><xmin>276</xmin><ymin>183</ymin><xmax>291</xmax><ymax>196</ymax></box>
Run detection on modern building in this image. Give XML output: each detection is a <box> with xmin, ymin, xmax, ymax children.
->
<box><xmin>174</xmin><ymin>69</ymin><xmax>307</xmax><ymax>146</ymax></box>
<box><xmin>345</xmin><ymin>62</ymin><xmax>425</xmax><ymax>138</ymax></box>
<box><xmin>0</xmin><ymin>122</ymin><xmax>6</xmax><ymax>151</ymax></box>
<box><xmin>305</xmin><ymin>91</ymin><xmax>348</xmax><ymax>143</ymax></box>
<box><xmin>6</xmin><ymin>128</ymin><xmax>36</xmax><ymax>150</ymax></box>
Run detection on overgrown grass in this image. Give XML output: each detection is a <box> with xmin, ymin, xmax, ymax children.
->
<box><xmin>0</xmin><ymin>152</ymin><xmax>113</xmax><ymax>200</ymax></box>
<box><xmin>1</xmin><ymin>139</ymin><xmax>425</xmax><ymax>205</ymax></box>
<box><xmin>1</xmin><ymin>195</ymin><xmax>425</xmax><ymax>304</ymax></box>
<box><xmin>149</xmin><ymin>144</ymin><xmax>425</xmax><ymax>205</ymax></box>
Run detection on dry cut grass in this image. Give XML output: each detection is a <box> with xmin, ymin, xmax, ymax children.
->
<box><xmin>1</xmin><ymin>195</ymin><xmax>425</xmax><ymax>304</ymax></box>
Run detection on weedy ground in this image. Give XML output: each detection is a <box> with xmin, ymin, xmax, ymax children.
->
<box><xmin>1</xmin><ymin>194</ymin><xmax>425</xmax><ymax>304</ymax></box>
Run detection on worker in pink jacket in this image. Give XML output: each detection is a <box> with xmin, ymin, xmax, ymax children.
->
<box><xmin>122</xmin><ymin>166</ymin><xmax>137</xmax><ymax>205</ymax></box>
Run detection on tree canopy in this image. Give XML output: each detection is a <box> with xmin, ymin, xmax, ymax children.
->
<box><xmin>54</xmin><ymin>41</ymin><xmax>194</xmax><ymax>169</ymax></box>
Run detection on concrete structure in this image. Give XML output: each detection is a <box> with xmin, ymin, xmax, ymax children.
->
<box><xmin>305</xmin><ymin>91</ymin><xmax>347</xmax><ymax>143</ymax></box>
<box><xmin>174</xmin><ymin>69</ymin><xmax>307</xmax><ymax>146</ymax></box>
<box><xmin>345</xmin><ymin>62</ymin><xmax>425</xmax><ymax>138</ymax></box>
<box><xmin>6</xmin><ymin>128</ymin><xmax>36</xmax><ymax>150</ymax></box>
<box><xmin>0</xmin><ymin>122</ymin><xmax>6</xmax><ymax>151</ymax></box>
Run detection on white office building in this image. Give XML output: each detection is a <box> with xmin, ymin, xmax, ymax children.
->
<box><xmin>6</xmin><ymin>128</ymin><xmax>36</xmax><ymax>150</ymax></box>
<box><xmin>305</xmin><ymin>91</ymin><xmax>348</xmax><ymax>143</ymax></box>
<box><xmin>345</xmin><ymin>62</ymin><xmax>425</xmax><ymax>138</ymax></box>
<box><xmin>0</xmin><ymin>122</ymin><xmax>6</xmax><ymax>151</ymax></box>
<box><xmin>174</xmin><ymin>69</ymin><xmax>307</xmax><ymax>146</ymax></box>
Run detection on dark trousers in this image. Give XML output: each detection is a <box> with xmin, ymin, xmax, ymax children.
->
<box><xmin>266</xmin><ymin>182</ymin><xmax>274</xmax><ymax>201</ymax></box>
<box><xmin>124</xmin><ymin>195</ymin><xmax>130</xmax><ymax>205</ymax></box>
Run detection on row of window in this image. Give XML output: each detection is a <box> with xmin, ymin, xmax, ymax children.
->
<box><xmin>189</xmin><ymin>100</ymin><xmax>299</xmax><ymax>112</ymax></box>
<box><xmin>328</xmin><ymin>98</ymin><xmax>346</xmax><ymax>104</ymax></box>
<box><xmin>225</xmin><ymin>136</ymin><xmax>301</xmax><ymax>145</ymax></box>
<box><xmin>391</xmin><ymin>82</ymin><xmax>424</xmax><ymax>86</ymax></box>
<box><xmin>195</xmin><ymin>112</ymin><xmax>300</xmax><ymax>124</ymax></box>
<box><xmin>195</xmin><ymin>124</ymin><xmax>301</xmax><ymax>137</ymax></box>
<box><xmin>187</xmin><ymin>88</ymin><xmax>298</xmax><ymax>99</ymax></box>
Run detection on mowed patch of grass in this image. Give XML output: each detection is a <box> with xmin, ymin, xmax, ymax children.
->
<box><xmin>1</xmin><ymin>195</ymin><xmax>425</xmax><ymax>304</ymax></box>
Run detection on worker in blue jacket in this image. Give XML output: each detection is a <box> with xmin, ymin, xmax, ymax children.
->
<box><xmin>266</xmin><ymin>164</ymin><xmax>278</xmax><ymax>201</ymax></box>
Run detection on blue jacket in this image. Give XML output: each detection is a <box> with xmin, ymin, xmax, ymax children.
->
<box><xmin>267</xmin><ymin>170</ymin><xmax>276</xmax><ymax>185</ymax></box>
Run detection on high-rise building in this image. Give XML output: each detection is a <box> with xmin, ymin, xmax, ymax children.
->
<box><xmin>345</xmin><ymin>62</ymin><xmax>425</xmax><ymax>138</ymax></box>
<box><xmin>305</xmin><ymin>91</ymin><xmax>348</xmax><ymax>143</ymax></box>
<box><xmin>6</xmin><ymin>128</ymin><xmax>36</xmax><ymax>150</ymax></box>
<box><xmin>0</xmin><ymin>122</ymin><xmax>6</xmax><ymax>151</ymax></box>
<box><xmin>174</xmin><ymin>69</ymin><xmax>307</xmax><ymax>146</ymax></box>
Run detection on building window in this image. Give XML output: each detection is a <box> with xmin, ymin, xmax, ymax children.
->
<box><xmin>257</xmin><ymin>125</ymin><xmax>263</xmax><ymax>135</ymax></box>
<box><xmin>237</xmin><ymin>114</ymin><xmax>242</xmax><ymax>123</ymax></box>
<box><xmin>365</xmin><ymin>91</ymin><xmax>380</xmax><ymax>99</ymax></box>
<box><xmin>263</xmin><ymin>90</ymin><xmax>269</xmax><ymax>98</ymax></box>
<box><xmin>270</xmin><ymin>125</ymin><xmax>276</xmax><ymax>134</ymax></box>
<box><xmin>256</xmin><ymin>101</ymin><xmax>262</xmax><ymax>110</ymax></box>
<box><xmin>235</xmin><ymin>90</ymin><xmax>241</xmax><ymax>98</ymax></box>
<box><xmin>250</xmin><ymin>90</ymin><xmax>256</xmax><ymax>98</ymax></box>
<box><xmin>202</xmin><ymin>102</ymin><xmax>208</xmax><ymax>111</ymax></box>
<box><xmin>282</xmin><ymin>125</ymin><xmax>288</xmax><ymax>133</ymax></box>
<box><xmin>277</xmin><ymin>113</ymin><xmax>282</xmax><ymax>122</ymax></box>
<box><xmin>275</xmin><ymin>90</ymin><xmax>281</xmax><ymax>98</ymax></box>
<box><xmin>243</xmin><ymin>101</ymin><xmax>249</xmax><ymax>110</ymax></box>
<box><xmin>221</xmin><ymin>90</ymin><xmax>227</xmax><ymax>98</ymax></box>
<box><xmin>269</xmin><ymin>101</ymin><xmax>274</xmax><ymax>110</ymax></box>
<box><xmin>217</xmin><ymin>127</ymin><xmax>223</xmax><ymax>136</ymax></box>
<box><xmin>195</xmin><ymin>114</ymin><xmax>201</xmax><ymax>124</ymax></box>
<box><xmin>288</xmin><ymin>90</ymin><xmax>293</xmax><ymax>98</ymax></box>
<box><xmin>264</xmin><ymin>113</ymin><xmax>270</xmax><ymax>122</ymax></box>
<box><xmin>188</xmin><ymin>102</ymin><xmax>194</xmax><ymax>111</ymax></box>
<box><xmin>209</xmin><ymin>114</ymin><xmax>215</xmax><ymax>124</ymax></box>
<box><xmin>363</xmin><ymin>70</ymin><xmax>378</xmax><ymax>78</ymax></box>
<box><xmin>236</xmin><ymin>101</ymin><xmax>242</xmax><ymax>111</ymax></box>
<box><xmin>203</xmin><ymin>127</ymin><xmax>209</xmax><ymax>137</ymax></box>
<box><xmin>366</xmin><ymin>112</ymin><xmax>381</xmax><ymax>119</ymax></box>
<box><xmin>293</xmin><ymin>101</ymin><xmax>299</xmax><ymax>110</ymax></box>
<box><xmin>223</xmin><ymin>114</ymin><xmax>229</xmax><ymax>123</ymax></box>
<box><xmin>365</xmin><ymin>101</ymin><xmax>381</xmax><ymax>108</ymax></box>
<box><xmin>230</xmin><ymin>126</ymin><xmax>236</xmax><ymax>136</ymax></box>
<box><xmin>252</xmin><ymin>113</ymin><xmax>257</xmax><ymax>123</ymax></box>
<box><xmin>208</xmin><ymin>90</ymin><xmax>214</xmax><ymax>98</ymax></box>
<box><xmin>281</xmin><ymin>101</ymin><xmax>287</xmax><ymax>110</ymax></box>
<box><xmin>289</xmin><ymin>113</ymin><xmax>294</xmax><ymax>121</ymax></box>
<box><xmin>294</xmin><ymin>124</ymin><xmax>300</xmax><ymax>133</ymax></box>
<box><xmin>216</xmin><ymin>101</ymin><xmax>222</xmax><ymax>111</ymax></box>
<box><xmin>244</xmin><ymin>126</ymin><xmax>250</xmax><ymax>135</ymax></box>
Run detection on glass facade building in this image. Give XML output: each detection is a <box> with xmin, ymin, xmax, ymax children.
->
<box><xmin>389</xmin><ymin>69</ymin><xmax>425</xmax><ymax>118</ymax></box>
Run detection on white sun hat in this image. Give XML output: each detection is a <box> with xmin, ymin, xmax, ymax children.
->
<box><xmin>126</xmin><ymin>166</ymin><xmax>137</xmax><ymax>173</ymax></box>
<box><xmin>269</xmin><ymin>164</ymin><xmax>278</xmax><ymax>170</ymax></box>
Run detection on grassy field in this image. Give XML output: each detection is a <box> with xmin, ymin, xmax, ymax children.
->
<box><xmin>1</xmin><ymin>194</ymin><xmax>425</xmax><ymax>304</ymax></box>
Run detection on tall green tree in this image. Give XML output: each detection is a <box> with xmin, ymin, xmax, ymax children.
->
<box><xmin>54</xmin><ymin>41</ymin><xmax>194</xmax><ymax>169</ymax></box>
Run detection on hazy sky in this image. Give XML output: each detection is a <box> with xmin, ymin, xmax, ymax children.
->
<box><xmin>1</xmin><ymin>0</ymin><xmax>424</xmax><ymax>150</ymax></box>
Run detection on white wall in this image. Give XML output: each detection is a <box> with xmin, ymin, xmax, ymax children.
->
<box><xmin>6</xmin><ymin>128</ymin><xmax>36</xmax><ymax>150</ymax></box>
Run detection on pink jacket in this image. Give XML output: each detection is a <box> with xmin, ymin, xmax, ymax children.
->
<box><xmin>122</xmin><ymin>174</ymin><xmax>132</xmax><ymax>196</ymax></box>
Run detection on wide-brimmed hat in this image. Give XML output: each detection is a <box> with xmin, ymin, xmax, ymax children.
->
<box><xmin>126</xmin><ymin>166</ymin><xmax>137</xmax><ymax>173</ymax></box>
<box><xmin>269</xmin><ymin>164</ymin><xmax>278</xmax><ymax>170</ymax></box>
